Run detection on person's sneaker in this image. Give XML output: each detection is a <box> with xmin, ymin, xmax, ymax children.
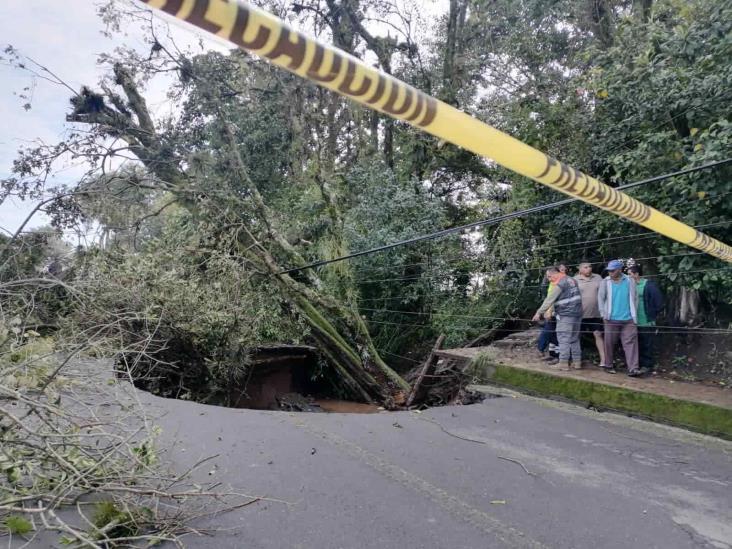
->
<box><xmin>627</xmin><ymin>369</ymin><xmax>643</xmax><ymax>377</ymax></box>
<box><xmin>548</xmin><ymin>361</ymin><xmax>570</xmax><ymax>371</ymax></box>
<box><xmin>542</xmin><ymin>355</ymin><xmax>556</xmax><ymax>362</ymax></box>
<box><xmin>601</xmin><ymin>366</ymin><xmax>617</xmax><ymax>374</ymax></box>
<box><xmin>546</xmin><ymin>357</ymin><xmax>559</xmax><ymax>365</ymax></box>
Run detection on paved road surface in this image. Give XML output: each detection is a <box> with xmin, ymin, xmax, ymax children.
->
<box><xmin>140</xmin><ymin>387</ymin><xmax>732</xmax><ymax>549</ymax></box>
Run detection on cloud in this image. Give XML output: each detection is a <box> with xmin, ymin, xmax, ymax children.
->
<box><xmin>0</xmin><ymin>0</ymin><xmax>447</xmax><ymax>233</ymax></box>
<box><xmin>0</xmin><ymin>0</ymin><xmax>226</xmax><ymax>232</ymax></box>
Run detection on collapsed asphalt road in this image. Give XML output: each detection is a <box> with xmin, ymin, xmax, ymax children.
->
<box><xmin>139</xmin><ymin>386</ymin><xmax>732</xmax><ymax>549</ymax></box>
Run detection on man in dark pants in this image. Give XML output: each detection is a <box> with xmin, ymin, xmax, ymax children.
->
<box><xmin>628</xmin><ymin>265</ymin><xmax>664</xmax><ymax>373</ymax></box>
<box><xmin>536</xmin><ymin>262</ymin><xmax>568</xmax><ymax>360</ymax></box>
<box><xmin>537</xmin><ymin>317</ymin><xmax>558</xmax><ymax>359</ymax></box>
<box><xmin>574</xmin><ymin>261</ymin><xmax>605</xmax><ymax>367</ymax></box>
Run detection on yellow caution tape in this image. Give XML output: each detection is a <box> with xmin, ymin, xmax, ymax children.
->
<box><xmin>140</xmin><ymin>0</ymin><xmax>732</xmax><ymax>263</ymax></box>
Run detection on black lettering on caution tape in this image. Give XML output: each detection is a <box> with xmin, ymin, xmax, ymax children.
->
<box><xmin>141</xmin><ymin>0</ymin><xmax>438</xmax><ymax>128</ymax></box>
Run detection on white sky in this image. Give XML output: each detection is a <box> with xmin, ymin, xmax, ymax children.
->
<box><xmin>0</xmin><ymin>0</ymin><xmax>230</xmax><ymax>238</ymax></box>
<box><xmin>0</xmin><ymin>0</ymin><xmax>445</xmax><ymax>240</ymax></box>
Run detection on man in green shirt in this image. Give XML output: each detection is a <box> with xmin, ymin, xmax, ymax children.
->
<box><xmin>628</xmin><ymin>265</ymin><xmax>665</xmax><ymax>373</ymax></box>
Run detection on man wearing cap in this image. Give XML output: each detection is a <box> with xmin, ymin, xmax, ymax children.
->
<box><xmin>532</xmin><ymin>266</ymin><xmax>583</xmax><ymax>371</ymax></box>
<box><xmin>598</xmin><ymin>259</ymin><xmax>641</xmax><ymax>376</ymax></box>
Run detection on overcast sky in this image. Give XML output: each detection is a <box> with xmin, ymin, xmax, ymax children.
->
<box><xmin>0</xmin><ymin>0</ymin><xmax>230</xmax><ymax>239</ymax></box>
<box><xmin>0</xmin><ymin>0</ymin><xmax>443</xmax><ymax>240</ymax></box>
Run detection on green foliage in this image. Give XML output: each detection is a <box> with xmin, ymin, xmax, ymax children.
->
<box><xmin>0</xmin><ymin>334</ymin><xmax>57</xmax><ymax>398</ymax></box>
<box><xmin>91</xmin><ymin>501</ymin><xmax>138</xmax><ymax>542</ymax></box>
<box><xmin>3</xmin><ymin>515</ymin><xmax>32</xmax><ymax>536</ymax></box>
<box><xmin>6</xmin><ymin>336</ymin><xmax>54</xmax><ymax>364</ymax></box>
<box><xmin>131</xmin><ymin>441</ymin><xmax>157</xmax><ymax>468</ymax></box>
<box><xmin>4</xmin><ymin>0</ymin><xmax>731</xmax><ymax>400</ymax></box>
<box><xmin>595</xmin><ymin>0</ymin><xmax>732</xmax><ymax>300</ymax></box>
<box><xmin>465</xmin><ymin>0</ymin><xmax>732</xmax><ymax>312</ymax></box>
<box><xmin>67</xmin><ymin>207</ymin><xmax>307</xmax><ymax>398</ymax></box>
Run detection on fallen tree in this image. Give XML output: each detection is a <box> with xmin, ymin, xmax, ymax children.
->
<box><xmin>4</xmin><ymin>26</ymin><xmax>415</xmax><ymax>405</ymax></box>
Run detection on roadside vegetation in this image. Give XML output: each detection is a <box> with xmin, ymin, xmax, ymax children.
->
<box><xmin>1</xmin><ymin>0</ymin><xmax>730</xmax><ymax>544</ymax></box>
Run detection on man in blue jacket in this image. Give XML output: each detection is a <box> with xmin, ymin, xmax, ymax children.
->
<box><xmin>628</xmin><ymin>264</ymin><xmax>664</xmax><ymax>373</ymax></box>
<box><xmin>598</xmin><ymin>259</ymin><xmax>640</xmax><ymax>376</ymax></box>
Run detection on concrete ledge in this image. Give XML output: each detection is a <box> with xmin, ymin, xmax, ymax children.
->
<box><xmin>468</xmin><ymin>354</ymin><xmax>732</xmax><ymax>440</ymax></box>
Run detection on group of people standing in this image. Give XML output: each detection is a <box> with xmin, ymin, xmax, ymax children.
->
<box><xmin>532</xmin><ymin>259</ymin><xmax>664</xmax><ymax>376</ymax></box>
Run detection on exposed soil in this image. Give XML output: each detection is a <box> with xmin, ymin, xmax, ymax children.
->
<box><xmin>573</xmin><ymin>329</ymin><xmax>732</xmax><ymax>388</ymax></box>
<box><xmin>465</xmin><ymin>328</ymin><xmax>732</xmax><ymax>407</ymax></box>
<box><xmin>110</xmin><ymin>313</ymin><xmax>507</xmax><ymax>413</ymax></box>
<box><xmin>122</xmin><ymin>341</ymin><xmax>483</xmax><ymax>413</ymax></box>
<box><xmin>313</xmin><ymin>399</ymin><xmax>381</xmax><ymax>413</ymax></box>
<box><xmin>654</xmin><ymin>331</ymin><xmax>732</xmax><ymax>387</ymax></box>
<box><xmin>116</xmin><ymin>346</ymin><xmax>408</xmax><ymax>413</ymax></box>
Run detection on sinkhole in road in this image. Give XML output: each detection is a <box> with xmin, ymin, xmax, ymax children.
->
<box><xmin>117</xmin><ymin>344</ymin><xmax>488</xmax><ymax>413</ymax></box>
<box><xmin>118</xmin><ymin>345</ymin><xmax>390</xmax><ymax>413</ymax></box>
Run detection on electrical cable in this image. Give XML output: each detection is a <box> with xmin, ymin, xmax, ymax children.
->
<box><xmin>353</xmin><ymin>216</ymin><xmax>732</xmax><ymax>276</ymax></box>
<box><xmin>354</xmin><ymin>266</ymin><xmax>732</xmax><ymax>307</ymax></box>
<box><xmin>353</xmin><ymin>249</ymin><xmax>715</xmax><ymax>285</ymax></box>
<box><xmin>278</xmin><ymin>158</ymin><xmax>732</xmax><ymax>275</ymax></box>
<box><xmin>365</xmin><ymin>319</ymin><xmax>732</xmax><ymax>335</ymax></box>
<box><xmin>354</xmin><ymin>266</ymin><xmax>731</xmax><ymax>287</ymax></box>
<box><xmin>360</xmin><ymin>308</ymin><xmax>732</xmax><ymax>330</ymax></box>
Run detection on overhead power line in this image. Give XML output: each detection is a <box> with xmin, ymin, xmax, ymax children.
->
<box><xmin>279</xmin><ymin>158</ymin><xmax>732</xmax><ymax>275</ymax></box>
<box><xmin>354</xmin><ymin>224</ymin><xmax>732</xmax><ymax>276</ymax></box>
<box><xmin>354</xmin><ymin>266</ymin><xmax>732</xmax><ymax>288</ymax></box>
<box><xmin>366</xmin><ymin>319</ymin><xmax>732</xmax><ymax>335</ymax></box>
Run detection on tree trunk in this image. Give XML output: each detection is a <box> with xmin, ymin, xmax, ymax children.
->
<box><xmin>444</xmin><ymin>0</ymin><xmax>459</xmax><ymax>104</ymax></box>
<box><xmin>587</xmin><ymin>0</ymin><xmax>614</xmax><ymax>49</ymax></box>
<box><xmin>633</xmin><ymin>0</ymin><xmax>653</xmax><ymax>22</ymax></box>
<box><xmin>441</xmin><ymin>0</ymin><xmax>467</xmax><ymax>106</ymax></box>
<box><xmin>674</xmin><ymin>287</ymin><xmax>701</xmax><ymax>326</ymax></box>
<box><xmin>67</xmin><ymin>62</ymin><xmax>411</xmax><ymax>406</ymax></box>
<box><xmin>251</xmin><ymin>241</ymin><xmax>411</xmax><ymax>403</ymax></box>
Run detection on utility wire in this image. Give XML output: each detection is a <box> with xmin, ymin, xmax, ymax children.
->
<box><xmin>279</xmin><ymin>158</ymin><xmax>732</xmax><ymax>275</ymax></box>
<box><xmin>364</xmin><ymin>309</ymin><xmax>732</xmax><ymax>333</ymax></box>
<box><xmin>354</xmin><ymin>266</ymin><xmax>731</xmax><ymax>287</ymax></box>
<box><xmin>353</xmin><ymin>215</ymin><xmax>732</xmax><ymax>276</ymax></box>
<box><xmin>484</xmin><ymin>170</ymin><xmax>732</xmax><ymax>248</ymax></box>
<box><xmin>353</xmin><ymin>249</ymin><xmax>716</xmax><ymax>284</ymax></box>
<box><xmin>366</xmin><ymin>319</ymin><xmax>732</xmax><ymax>335</ymax></box>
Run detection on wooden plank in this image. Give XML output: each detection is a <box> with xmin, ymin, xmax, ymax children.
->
<box><xmin>406</xmin><ymin>334</ymin><xmax>445</xmax><ymax>407</ymax></box>
<box><xmin>463</xmin><ymin>326</ymin><xmax>500</xmax><ymax>348</ymax></box>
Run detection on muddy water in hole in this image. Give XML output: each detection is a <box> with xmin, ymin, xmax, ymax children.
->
<box><xmin>313</xmin><ymin>399</ymin><xmax>381</xmax><ymax>413</ymax></box>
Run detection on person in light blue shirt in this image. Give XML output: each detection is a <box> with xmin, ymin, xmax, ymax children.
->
<box><xmin>598</xmin><ymin>259</ymin><xmax>640</xmax><ymax>376</ymax></box>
